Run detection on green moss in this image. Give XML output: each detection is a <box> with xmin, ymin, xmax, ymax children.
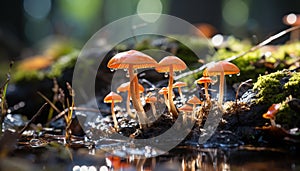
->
<box><xmin>276</xmin><ymin>102</ymin><xmax>300</xmax><ymax>129</ymax></box>
<box><xmin>13</xmin><ymin>50</ymin><xmax>79</xmax><ymax>83</ymax></box>
<box><xmin>253</xmin><ymin>70</ymin><xmax>300</xmax><ymax>128</ymax></box>
<box><xmin>253</xmin><ymin>70</ymin><xmax>292</xmax><ymax>105</ymax></box>
<box><xmin>48</xmin><ymin>50</ymin><xmax>79</xmax><ymax>78</ymax></box>
<box><xmin>283</xmin><ymin>72</ymin><xmax>300</xmax><ymax>98</ymax></box>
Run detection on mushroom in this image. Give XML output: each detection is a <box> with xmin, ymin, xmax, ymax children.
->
<box><xmin>159</xmin><ymin>87</ymin><xmax>170</xmax><ymax>110</ymax></box>
<box><xmin>117</xmin><ymin>82</ymin><xmax>144</xmax><ymax>119</ymax></box>
<box><xmin>178</xmin><ymin>104</ymin><xmax>193</xmax><ymax>123</ymax></box>
<box><xmin>108</xmin><ymin>50</ymin><xmax>158</xmax><ymax>127</ymax></box>
<box><xmin>262</xmin><ymin>103</ymin><xmax>281</xmax><ymax>127</ymax></box>
<box><xmin>187</xmin><ymin>95</ymin><xmax>202</xmax><ymax>110</ymax></box>
<box><xmin>145</xmin><ymin>96</ymin><xmax>158</xmax><ymax>119</ymax></box>
<box><xmin>173</xmin><ymin>81</ymin><xmax>187</xmax><ymax>102</ymax></box>
<box><xmin>155</xmin><ymin>56</ymin><xmax>187</xmax><ymax>117</ymax></box>
<box><xmin>196</xmin><ymin>76</ymin><xmax>213</xmax><ymax>101</ymax></box>
<box><xmin>104</xmin><ymin>92</ymin><xmax>123</xmax><ymax>129</ymax></box>
<box><xmin>187</xmin><ymin>95</ymin><xmax>202</xmax><ymax>119</ymax></box>
<box><xmin>283</xmin><ymin>13</ymin><xmax>300</xmax><ymax>41</ymax></box>
<box><xmin>204</xmin><ymin>61</ymin><xmax>240</xmax><ymax>105</ymax></box>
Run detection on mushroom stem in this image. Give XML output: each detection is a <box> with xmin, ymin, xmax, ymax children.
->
<box><xmin>163</xmin><ymin>93</ymin><xmax>170</xmax><ymax>110</ymax></box>
<box><xmin>204</xmin><ymin>82</ymin><xmax>210</xmax><ymax>101</ymax></box>
<box><xmin>126</xmin><ymin>93</ymin><xmax>136</xmax><ymax>118</ymax></box>
<box><xmin>150</xmin><ymin>103</ymin><xmax>157</xmax><ymax>119</ymax></box>
<box><xmin>270</xmin><ymin>118</ymin><xmax>276</xmax><ymax>127</ymax></box>
<box><xmin>129</xmin><ymin>65</ymin><xmax>147</xmax><ymax>128</ymax></box>
<box><xmin>218</xmin><ymin>71</ymin><xmax>225</xmax><ymax>105</ymax></box>
<box><xmin>111</xmin><ymin>101</ymin><xmax>118</xmax><ymax>129</ymax></box>
<box><xmin>178</xmin><ymin>87</ymin><xmax>183</xmax><ymax>100</ymax></box>
<box><xmin>168</xmin><ymin>66</ymin><xmax>178</xmax><ymax>117</ymax></box>
<box><xmin>192</xmin><ymin>104</ymin><xmax>196</xmax><ymax>119</ymax></box>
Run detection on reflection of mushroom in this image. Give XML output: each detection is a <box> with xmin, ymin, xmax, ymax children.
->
<box><xmin>283</xmin><ymin>13</ymin><xmax>300</xmax><ymax>41</ymax></box>
<box><xmin>187</xmin><ymin>95</ymin><xmax>202</xmax><ymax>119</ymax></box>
<box><xmin>204</xmin><ymin>61</ymin><xmax>240</xmax><ymax>105</ymax></box>
<box><xmin>104</xmin><ymin>92</ymin><xmax>123</xmax><ymax>129</ymax></box>
<box><xmin>156</xmin><ymin>56</ymin><xmax>187</xmax><ymax>117</ymax></box>
<box><xmin>117</xmin><ymin>82</ymin><xmax>144</xmax><ymax>119</ymax></box>
<box><xmin>196</xmin><ymin>76</ymin><xmax>213</xmax><ymax>101</ymax></box>
<box><xmin>108</xmin><ymin>50</ymin><xmax>157</xmax><ymax>127</ymax></box>
<box><xmin>159</xmin><ymin>87</ymin><xmax>170</xmax><ymax>110</ymax></box>
<box><xmin>262</xmin><ymin>103</ymin><xmax>281</xmax><ymax>127</ymax></box>
<box><xmin>145</xmin><ymin>96</ymin><xmax>158</xmax><ymax>119</ymax></box>
<box><xmin>173</xmin><ymin>81</ymin><xmax>187</xmax><ymax>102</ymax></box>
<box><xmin>178</xmin><ymin>104</ymin><xmax>193</xmax><ymax>123</ymax></box>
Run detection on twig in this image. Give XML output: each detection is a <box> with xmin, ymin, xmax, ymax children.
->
<box><xmin>37</xmin><ymin>91</ymin><xmax>61</xmax><ymax>113</ymax></box>
<box><xmin>175</xmin><ymin>25</ymin><xmax>300</xmax><ymax>81</ymax></box>
<box><xmin>18</xmin><ymin>103</ymin><xmax>48</xmax><ymax>136</ymax></box>
<box><xmin>235</xmin><ymin>79</ymin><xmax>253</xmax><ymax>104</ymax></box>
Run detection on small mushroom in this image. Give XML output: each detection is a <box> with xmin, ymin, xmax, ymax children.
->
<box><xmin>196</xmin><ymin>76</ymin><xmax>213</xmax><ymax>101</ymax></box>
<box><xmin>156</xmin><ymin>56</ymin><xmax>187</xmax><ymax>117</ymax></box>
<box><xmin>204</xmin><ymin>61</ymin><xmax>240</xmax><ymax>105</ymax></box>
<box><xmin>178</xmin><ymin>104</ymin><xmax>193</xmax><ymax>123</ymax></box>
<box><xmin>262</xmin><ymin>103</ymin><xmax>281</xmax><ymax>127</ymax></box>
<box><xmin>187</xmin><ymin>95</ymin><xmax>202</xmax><ymax>110</ymax></box>
<box><xmin>104</xmin><ymin>92</ymin><xmax>123</xmax><ymax>130</ymax></box>
<box><xmin>187</xmin><ymin>95</ymin><xmax>202</xmax><ymax>119</ymax></box>
<box><xmin>159</xmin><ymin>87</ymin><xmax>170</xmax><ymax>111</ymax></box>
<box><xmin>117</xmin><ymin>82</ymin><xmax>144</xmax><ymax>119</ymax></box>
<box><xmin>173</xmin><ymin>81</ymin><xmax>187</xmax><ymax>102</ymax></box>
<box><xmin>108</xmin><ymin>50</ymin><xmax>158</xmax><ymax>128</ymax></box>
<box><xmin>145</xmin><ymin>96</ymin><xmax>158</xmax><ymax>119</ymax></box>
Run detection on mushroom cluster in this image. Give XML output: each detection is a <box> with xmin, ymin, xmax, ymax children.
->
<box><xmin>107</xmin><ymin>50</ymin><xmax>157</xmax><ymax>128</ymax></box>
<box><xmin>203</xmin><ymin>61</ymin><xmax>240</xmax><ymax>105</ymax></box>
<box><xmin>104</xmin><ymin>50</ymin><xmax>241</xmax><ymax>131</ymax></box>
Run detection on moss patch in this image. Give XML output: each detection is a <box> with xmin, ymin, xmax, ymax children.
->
<box><xmin>253</xmin><ymin>70</ymin><xmax>300</xmax><ymax>128</ymax></box>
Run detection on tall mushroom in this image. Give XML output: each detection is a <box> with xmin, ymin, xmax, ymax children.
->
<box><xmin>196</xmin><ymin>76</ymin><xmax>213</xmax><ymax>101</ymax></box>
<box><xmin>104</xmin><ymin>92</ymin><xmax>123</xmax><ymax>130</ymax></box>
<box><xmin>173</xmin><ymin>81</ymin><xmax>187</xmax><ymax>102</ymax></box>
<box><xmin>204</xmin><ymin>61</ymin><xmax>240</xmax><ymax>105</ymax></box>
<box><xmin>117</xmin><ymin>82</ymin><xmax>144</xmax><ymax>119</ymax></box>
<box><xmin>108</xmin><ymin>50</ymin><xmax>158</xmax><ymax>127</ymax></box>
<box><xmin>155</xmin><ymin>56</ymin><xmax>187</xmax><ymax>118</ymax></box>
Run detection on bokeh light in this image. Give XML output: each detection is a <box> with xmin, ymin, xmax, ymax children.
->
<box><xmin>23</xmin><ymin>0</ymin><xmax>51</xmax><ymax>19</ymax></box>
<box><xmin>137</xmin><ymin>0</ymin><xmax>163</xmax><ymax>22</ymax></box>
<box><xmin>222</xmin><ymin>0</ymin><xmax>249</xmax><ymax>27</ymax></box>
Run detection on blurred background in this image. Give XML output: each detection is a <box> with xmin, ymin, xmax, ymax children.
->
<box><xmin>0</xmin><ymin>0</ymin><xmax>299</xmax><ymax>68</ymax></box>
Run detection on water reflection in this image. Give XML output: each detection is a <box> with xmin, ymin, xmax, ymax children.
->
<box><xmin>72</xmin><ymin>146</ymin><xmax>299</xmax><ymax>171</ymax></box>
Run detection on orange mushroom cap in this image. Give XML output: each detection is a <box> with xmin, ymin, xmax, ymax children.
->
<box><xmin>107</xmin><ymin>50</ymin><xmax>158</xmax><ymax>69</ymax></box>
<box><xmin>187</xmin><ymin>95</ymin><xmax>202</xmax><ymax>105</ymax></box>
<box><xmin>262</xmin><ymin>103</ymin><xmax>281</xmax><ymax>119</ymax></box>
<box><xmin>178</xmin><ymin>104</ymin><xmax>193</xmax><ymax>112</ymax></box>
<box><xmin>196</xmin><ymin>76</ymin><xmax>213</xmax><ymax>84</ymax></box>
<box><xmin>117</xmin><ymin>82</ymin><xmax>144</xmax><ymax>93</ymax></box>
<box><xmin>173</xmin><ymin>81</ymin><xmax>187</xmax><ymax>88</ymax></box>
<box><xmin>145</xmin><ymin>96</ymin><xmax>157</xmax><ymax>103</ymax></box>
<box><xmin>155</xmin><ymin>56</ymin><xmax>187</xmax><ymax>73</ymax></box>
<box><xmin>204</xmin><ymin>61</ymin><xmax>240</xmax><ymax>76</ymax></box>
<box><xmin>104</xmin><ymin>92</ymin><xmax>123</xmax><ymax>103</ymax></box>
<box><xmin>158</xmin><ymin>87</ymin><xmax>169</xmax><ymax>94</ymax></box>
